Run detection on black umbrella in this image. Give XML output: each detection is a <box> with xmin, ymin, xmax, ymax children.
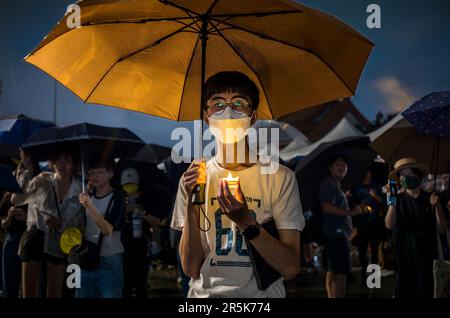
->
<box><xmin>0</xmin><ymin>143</ymin><xmax>18</xmax><ymax>167</ymax></box>
<box><xmin>21</xmin><ymin>123</ymin><xmax>145</xmax><ymax>191</ymax></box>
<box><xmin>295</xmin><ymin>136</ymin><xmax>378</xmax><ymax>212</ymax></box>
<box><xmin>0</xmin><ymin>142</ymin><xmax>20</xmax><ymax>159</ymax></box>
<box><xmin>0</xmin><ymin>165</ymin><xmax>21</xmax><ymax>193</ymax></box>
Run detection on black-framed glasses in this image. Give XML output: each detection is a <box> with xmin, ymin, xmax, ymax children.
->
<box><xmin>206</xmin><ymin>98</ymin><xmax>252</xmax><ymax>113</ymax></box>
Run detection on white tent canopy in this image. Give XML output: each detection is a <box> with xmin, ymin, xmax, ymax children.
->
<box><xmin>250</xmin><ymin>120</ymin><xmax>309</xmax><ymax>147</ymax></box>
<box><xmin>281</xmin><ymin>117</ymin><xmax>363</xmax><ymax>161</ymax></box>
<box><xmin>367</xmin><ymin>113</ymin><xmax>410</xmax><ymax>142</ymax></box>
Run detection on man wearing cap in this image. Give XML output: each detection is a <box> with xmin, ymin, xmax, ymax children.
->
<box><xmin>385</xmin><ymin>158</ymin><xmax>447</xmax><ymax>298</ymax></box>
<box><xmin>120</xmin><ymin>167</ymin><xmax>162</xmax><ymax>298</ymax></box>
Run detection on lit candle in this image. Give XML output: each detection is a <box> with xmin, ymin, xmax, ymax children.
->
<box><xmin>222</xmin><ymin>172</ymin><xmax>239</xmax><ymax>196</ymax></box>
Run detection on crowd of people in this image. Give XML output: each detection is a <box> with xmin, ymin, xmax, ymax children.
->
<box><xmin>301</xmin><ymin>155</ymin><xmax>450</xmax><ymax>298</ymax></box>
<box><xmin>0</xmin><ymin>148</ymin><xmax>174</xmax><ymax>298</ymax></box>
<box><xmin>0</xmin><ymin>71</ymin><xmax>449</xmax><ymax>299</ymax></box>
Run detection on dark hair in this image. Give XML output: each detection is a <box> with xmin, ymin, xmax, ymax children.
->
<box><xmin>328</xmin><ymin>154</ymin><xmax>348</xmax><ymax>168</ymax></box>
<box><xmin>89</xmin><ymin>158</ymin><xmax>115</xmax><ymax>172</ymax></box>
<box><xmin>204</xmin><ymin>71</ymin><xmax>260</xmax><ymax>111</ymax></box>
<box><xmin>50</xmin><ymin>145</ymin><xmax>79</xmax><ymax>166</ymax></box>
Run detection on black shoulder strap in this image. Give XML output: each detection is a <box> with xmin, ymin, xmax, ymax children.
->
<box><xmin>97</xmin><ymin>192</ymin><xmax>115</xmax><ymax>246</ymax></box>
<box><xmin>51</xmin><ymin>184</ymin><xmax>62</xmax><ymax>219</ymax></box>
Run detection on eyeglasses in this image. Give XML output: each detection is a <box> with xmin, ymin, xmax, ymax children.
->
<box><xmin>206</xmin><ymin>98</ymin><xmax>252</xmax><ymax>113</ymax></box>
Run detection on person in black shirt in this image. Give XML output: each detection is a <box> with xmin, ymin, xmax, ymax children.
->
<box><xmin>385</xmin><ymin>158</ymin><xmax>447</xmax><ymax>298</ymax></box>
<box><xmin>351</xmin><ymin>170</ymin><xmax>385</xmax><ymax>281</ymax></box>
<box><xmin>1</xmin><ymin>192</ymin><xmax>27</xmax><ymax>298</ymax></box>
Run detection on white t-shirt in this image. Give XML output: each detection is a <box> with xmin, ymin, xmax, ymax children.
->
<box><xmin>171</xmin><ymin>158</ymin><xmax>305</xmax><ymax>298</ymax></box>
<box><xmin>86</xmin><ymin>192</ymin><xmax>124</xmax><ymax>257</ymax></box>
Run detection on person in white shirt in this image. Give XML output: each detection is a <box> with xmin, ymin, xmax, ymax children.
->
<box><xmin>12</xmin><ymin>149</ymin><xmax>83</xmax><ymax>298</ymax></box>
<box><xmin>171</xmin><ymin>71</ymin><xmax>304</xmax><ymax>298</ymax></box>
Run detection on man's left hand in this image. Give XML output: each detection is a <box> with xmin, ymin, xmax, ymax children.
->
<box><xmin>217</xmin><ymin>180</ymin><xmax>255</xmax><ymax>230</ymax></box>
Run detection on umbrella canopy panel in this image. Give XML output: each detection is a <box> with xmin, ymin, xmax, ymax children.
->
<box><xmin>21</xmin><ymin>123</ymin><xmax>145</xmax><ymax>163</ymax></box>
<box><xmin>370</xmin><ymin>115</ymin><xmax>450</xmax><ymax>173</ymax></box>
<box><xmin>25</xmin><ymin>0</ymin><xmax>373</xmax><ymax>121</ymax></box>
<box><xmin>402</xmin><ymin>91</ymin><xmax>450</xmax><ymax>137</ymax></box>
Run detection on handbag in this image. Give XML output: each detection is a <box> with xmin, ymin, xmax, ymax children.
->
<box><xmin>245</xmin><ymin>218</ymin><xmax>282</xmax><ymax>290</ymax></box>
<box><xmin>68</xmin><ymin>194</ymin><xmax>114</xmax><ymax>271</ymax></box>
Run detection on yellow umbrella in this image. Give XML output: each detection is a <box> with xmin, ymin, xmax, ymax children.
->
<box><xmin>25</xmin><ymin>0</ymin><xmax>373</xmax><ymax>121</ymax></box>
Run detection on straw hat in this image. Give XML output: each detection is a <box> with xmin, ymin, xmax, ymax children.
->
<box><xmin>388</xmin><ymin>158</ymin><xmax>428</xmax><ymax>179</ymax></box>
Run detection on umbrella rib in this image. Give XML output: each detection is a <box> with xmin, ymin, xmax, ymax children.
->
<box><xmin>82</xmin><ymin>16</ymin><xmax>195</xmax><ymax>26</ymax></box>
<box><xmin>210</xmin><ymin>17</ymin><xmax>356</xmax><ymax>95</ymax></box>
<box><xmin>208</xmin><ymin>0</ymin><xmax>221</xmax><ymax>15</ymax></box>
<box><xmin>83</xmin><ymin>21</ymin><xmax>198</xmax><ymax>103</ymax></box>
<box><xmin>208</xmin><ymin>11</ymin><xmax>301</xmax><ymax>34</ymax></box>
<box><xmin>211</xmin><ymin>9</ymin><xmax>302</xmax><ymax>22</ymax></box>
<box><xmin>172</xmin><ymin>20</ymin><xmax>200</xmax><ymax>32</ymax></box>
<box><xmin>24</xmin><ymin>136</ymin><xmax>143</xmax><ymax>147</ymax></box>
<box><xmin>177</xmin><ymin>36</ymin><xmax>200</xmax><ymax>122</ymax></box>
<box><xmin>210</xmin><ymin>22</ymin><xmax>274</xmax><ymax>119</ymax></box>
<box><xmin>159</xmin><ymin>0</ymin><xmax>201</xmax><ymax>17</ymax></box>
<box><xmin>119</xmin><ymin>20</ymin><xmax>199</xmax><ymax>61</ymax></box>
<box><xmin>185</xmin><ymin>10</ymin><xmax>202</xmax><ymax>31</ymax></box>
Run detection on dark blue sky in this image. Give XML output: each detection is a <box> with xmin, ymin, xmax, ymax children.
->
<box><xmin>1</xmin><ymin>0</ymin><xmax>449</xmax><ymax>146</ymax></box>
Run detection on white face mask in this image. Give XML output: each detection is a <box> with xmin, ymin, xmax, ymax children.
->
<box><xmin>208</xmin><ymin>107</ymin><xmax>253</xmax><ymax>144</ymax></box>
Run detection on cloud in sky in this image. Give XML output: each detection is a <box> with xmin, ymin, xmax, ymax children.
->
<box><xmin>372</xmin><ymin>77</ymin><xmax>417</xmax><ymax>114</ymax></box>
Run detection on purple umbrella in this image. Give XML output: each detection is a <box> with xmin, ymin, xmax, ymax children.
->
<box><xmin>402</xmin><ymin>91</ymin><xmax>450</xmax><ymax>189</ymax></box>
<box><xmin>402</xmin><ymin>91</ymin><xmax>450</xmax><ymax>137</ymax></box>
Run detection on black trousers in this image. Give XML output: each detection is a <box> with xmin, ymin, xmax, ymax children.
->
<box><xmin>123</xmin><ymin>237</ymin><xmax>149</xmax><ymax>298</ymax></box>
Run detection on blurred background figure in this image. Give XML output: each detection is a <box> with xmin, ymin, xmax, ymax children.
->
<box><xmin>319</xmin><ymin>155</ymin><xmax>363</xmax><ymax>298</ymax></box>
<box><xmin>1</xmin><ymin>190</ymin><xmax>27</xmax><ymax>298</ymax></box>
<box><xmin>350</xmin><ymin>169</ymin><xmax>385</xmax><ymax>282</ymax></box>
<box><xmin>121</xmin><ymin>167</ymin><xmax>160</xmax><ymax>299</ymax></box>
<box><xmin>12</xmin><ymin>148</ymin><xmax>83</xmax><ymax>298</ymax></box>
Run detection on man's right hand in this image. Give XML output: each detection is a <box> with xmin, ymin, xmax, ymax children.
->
<box><xmin>182</xmin><ymin>160</ymin><xmax>206</xmax><ymax>197</ymax></box>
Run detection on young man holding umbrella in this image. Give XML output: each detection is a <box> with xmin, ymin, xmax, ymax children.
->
<box><xmin>171</xmin><ymin>71</ymin><xmax>304</xmax><ymax>298</ymax></box>
<box><xmin>385</xmin><ymin>158</ymin><xmax>447</xmax><ymax>298</ymax></box>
